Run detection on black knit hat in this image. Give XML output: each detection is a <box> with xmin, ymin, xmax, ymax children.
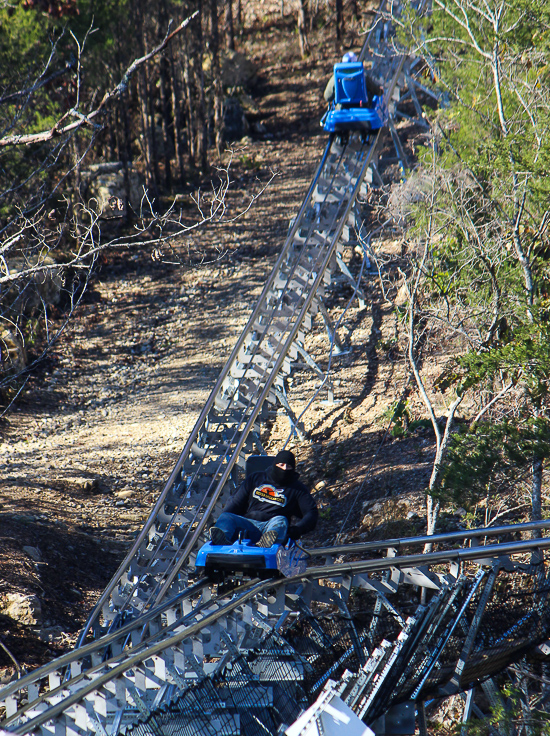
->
<box><xmin>274</xmin><ymin>450</ymin><xmax>296</xmax><ymax>469</ymax></box>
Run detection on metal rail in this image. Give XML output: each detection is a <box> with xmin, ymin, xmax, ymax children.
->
<box><xmin>311</xmin><ymin>519</ymin><xmax>550</xmax><ymax>558</ymax></box>
<box><xmin>3</xmin><ymin>533</ymin><xmax>550</xmax><ymax>736</ymax></box>
<box><xmin>78</xmin><ymin>13</ymin><xmax>417</xmax><ymax>642</ymax></box>
<box><xmin>3</xmin><ymin>521</ymin><xmax>546</xmax><ymax>717</ymax></box>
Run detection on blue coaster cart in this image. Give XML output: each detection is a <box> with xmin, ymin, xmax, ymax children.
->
<box><xmin>321</xmin><ymin>61</ymin><xmax>387</xmax><ymax>133</ymax></box>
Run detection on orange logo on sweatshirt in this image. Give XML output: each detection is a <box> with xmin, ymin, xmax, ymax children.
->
<box><xmin>252</xmin><ymin>483</ymin><xmax>287</xmax><ymax>507</ymax></box>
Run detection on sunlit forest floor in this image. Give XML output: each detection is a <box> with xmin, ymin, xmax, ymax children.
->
<box><xmin>0</xmin><ymin>2</ymin><xmax>461</xmax><ymax>678</ymax></box>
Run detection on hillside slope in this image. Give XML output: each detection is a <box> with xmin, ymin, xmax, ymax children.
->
<box><xmin>0</xmin><ymin>4</ymin><xmax>432</xmax><ymax>677</ymax></box>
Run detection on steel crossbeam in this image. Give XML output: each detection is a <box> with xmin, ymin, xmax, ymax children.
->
<box><xmin>2</xmin><ymin>535</ymin><xmax>550</xmax><ymax>736</ymax></box>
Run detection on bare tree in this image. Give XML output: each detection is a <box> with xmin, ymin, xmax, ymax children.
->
<box><xmin>0</xmin><ymin>17</ymin><xmax>197</xmax><ymax>148</ymax></box>
<box><xmin>378</xmin><ymin>0</ymin><xmax>550</xmax><ymax>538</ymax></box>
<box><xmin>0</xmin><ymin>153</ymin><xmax>277</xmax><ymax>411</ymax></box>
<box><xmin>0</xmin><ymin>9</ymin><xmax>276</xmax><ymax>411</ymax></box>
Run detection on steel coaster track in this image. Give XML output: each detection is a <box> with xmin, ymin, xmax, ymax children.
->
<box><xmin>2</xmin><ymin>522</ymin><xmax>550</xmax><ymax>736</ymax></box>
<box><xmin>2</xmin><ymin>530</ymin><xmax>550</xmax><ymax>736</ymax></box>
<box><xmin>0</xmin><ymin>2</ymin><xmax>462</xmax><ymax>734</ymax></box>
<box><xmin>82</xmin><ymin>131</ymin><xmax>380</xmax><ymax>637</ymax></box>
<box><xmin>77</xmin><ymin>0</ymin><xmax>422</xmax><ymax>644</ymax></box>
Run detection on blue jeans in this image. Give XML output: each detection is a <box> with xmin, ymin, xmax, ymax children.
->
<box><xmin>214</xmin><ymin>512</ymin><xmax>288</xmax><ymax>545</ymax></box>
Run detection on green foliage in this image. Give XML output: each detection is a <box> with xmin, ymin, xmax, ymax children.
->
<box><xmin>380</xmin><ymin>399</ymin><xmax>410</xmax><ymax>437</ymax></box>
<box><xmin>0</xmin><ymin>0</ymin><xmax>138</xmax><ymax>222</ymax></box>
<box><xmin>401</xmin><ymin>0</ymin><xmax>550</xmax><ymax>274</ymax></box>
<box><xmin>436</xmin><ymin>417</ymin><xmax>550</xmax><ymax>509</ymax></box>
<box><xmin>453</xmin><ymin>306</ymin><xmax>550</xmax><ymax>407</ymax></box>
<box><xmin>377</xmin><ymin>336</ymin><xmax>398</xmax><ymax>353</ymax></box>
<box><xmin>238</xmin><ymin>152</ymin><xmax>261</xmax><ymax>170</ymax></box>
<box><xmin>69</xmin><ymin>0</ymin><xmax>132</xmax><ymax>83</ymax></box>
<box><xmin>379</xmin><ymin>399</ymin><xmax>435</xmax><ymax>438</ymax></box>
<box><xmin>0</xmin><ymin>5</ymin><xmax>68</xmax><ymax>218</ymax></box>
<box><xmin>464</xmin><ymin>684</ymin><xmax>550</xmax><ymax>736</ymax></box>
<box><xmin>0</xmin><ymin>4</ymin><xmax>49</xmax><ymax>70</ymax></box>
<box><xmin>23</xmin><ymin>318</ymin><xmax>41</xmax><ymax>350</ymax></box>
<box><xmin>318</xmin><ymin>506</ymin><xmax>331</xmax><ymax>520</ymax></box>
<box><xmin>397</xmin><ymin>3</ymin><xmax>550</xmax><ymax>520</ymax></box>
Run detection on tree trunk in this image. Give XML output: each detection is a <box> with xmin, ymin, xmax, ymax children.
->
<box><xmin>70</xmin><ymin>134</ymin><xmax>82</xmax><ymax>246</ymax></box>
<box><xmin>108</xmin><ymin>109</ymin><xmax>118</xmax><ymax>161</ymax></box>
<box><xmin>159</xmin><ymin>55</ymin><xmax>173</xmax><ymax>191</ymax></box>
<box><xmin>297</xmin><ymin>0</ymin><xmax>309</xmax><ymax>58</ymax></box>
<box><xmin>336</xmin><ymin>0</ymin><xmax>343</xmax><ymax>42</ymax></box>
<box><xmin>405</xmin><ymin>238</ymin><xmax>464</xmax><ymax>549</ymax></box>
<box><xmin>135</xmin><ymin>0</ymin><xmax>158</xmax><ymax>194</ymax></box>
<box><xmin>210</xmin><ymin>0</ymin><xmax>223</xmax><ymax>154</ymax></box>
<box><xmin>138</xmin><ymin>69</ymin><xmax>154</xmax><ymax>191</ymax></box>
<box><xmin>225</xmin><ymin>0</ymin><xmax>234</xmax><ymax>50</ymax></box>
<box><xmin>170</xmin><ymin>55</ymin><xmax>185</xmax><ymax>183</ymax></box>
<box><xmin>148</xmin><ymin>77</ymin><xmax>161</xmax><ymax>195</ymax></box>
<box><xmin>155</xmin><ymin>0</ymin><xmax>173</xmax><ymax>190</ymax></box>
<box><xmin>193</xmin><ymin>4</ymin><xmax>208</xmax><ymax>170</ymax></box>
<box><xmin>120</xmin><ymin>90</ymin><xmax>134</xmax><ymax>220</ymax></box>
<box><xmin>425</xmin><ymin>395</ymin><xmax>463</xmax><ymax>544</ymax></box>
<box><xmin>182</xmin><ymin>30</ymin><xmax>196</xmax><ymax>168</ymax></box>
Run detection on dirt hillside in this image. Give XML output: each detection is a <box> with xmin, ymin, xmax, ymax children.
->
<box><xmin>0</xmin><ymin>5</ymin><xmax>435</xmax><ymax>677</ymax></box>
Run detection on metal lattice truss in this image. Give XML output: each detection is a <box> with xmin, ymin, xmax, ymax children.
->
<box><xmin>2</xmin><ymin>524</ymin><xmax>550</xmax><ymax>736</ymax></box>
<box><xmin>74</xmin><ymin>0</ymin><xmax>430</xmax><ymax>646</ymax></box>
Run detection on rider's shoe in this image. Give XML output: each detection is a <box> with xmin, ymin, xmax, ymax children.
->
<box><xmin>257</xmin><ymin>530</ymin><xmax>277</xmax><ymax>548</ymax></box>
<box><xmin>209</xmin><ymin>527</ymin><xmax>228</xmax><ymax>546</ymax></box>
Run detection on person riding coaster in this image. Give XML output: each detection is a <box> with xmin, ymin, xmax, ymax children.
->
<box><xmin>209</xmin><ymin>449</ymin><xmax>318</xmax><ymax>548</ymax></box>
<box><xmin>321</xmin><ymin>51</ymin><xmax>388</xmax><ymax>134</ymax></box>
<box><xmin>195</xmin><ymin>450</ymin><xmax>317</xmax><ymax>579</ymax></box>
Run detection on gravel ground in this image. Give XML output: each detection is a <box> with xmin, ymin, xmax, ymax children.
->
<box><xmin>0</xmin><ymin>9</ymin><xmax>435</xmax><ymax>676</ymax></box>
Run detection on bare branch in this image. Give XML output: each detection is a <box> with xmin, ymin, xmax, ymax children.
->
<box><xmin>0</xmin><ymin>12</ymin><xmax>198</xmax><ymax>147</ymax></box>
<box><xmin>470</xmin><ymin>381</ymin><xmax>516</xmax><ymax>427</ymax></box>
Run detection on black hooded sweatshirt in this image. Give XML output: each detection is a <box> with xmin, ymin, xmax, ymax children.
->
<box><xmin>223</xmin><ymin>467</ymin><xmax>318</xmax><ymax>539</ymax></box>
